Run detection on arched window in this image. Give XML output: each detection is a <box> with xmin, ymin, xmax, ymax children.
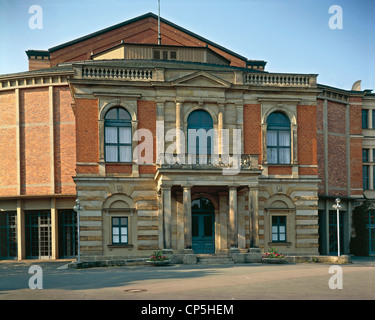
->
<box><xmin>187</xmin><ymin>109</ymin><xmax>213</xmax><ymax>158</ymax></box>
<box><xmin>267</xmin><ymin>112</ymin><xmax>291</xmax><ymax>164</ymax></box>
<box><xmin>104</xmin><ymin>107</ymin><xmax>132</xmax><ymax>163</ymax></box>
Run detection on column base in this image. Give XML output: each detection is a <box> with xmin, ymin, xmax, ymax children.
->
<box><xmin>183</xmin><ymin>248</ymin><xmax>194</xmax><ymax>254</ymax></box>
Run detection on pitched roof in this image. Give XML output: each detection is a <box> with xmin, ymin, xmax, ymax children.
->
<box><xmin>48</xmin><ymin>12</ymin><xmax>249</xmax><ymax>63</ymax></box>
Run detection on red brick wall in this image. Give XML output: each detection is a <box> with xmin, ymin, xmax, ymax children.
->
<box><xmin>75</xmin><ymin>98</ymin><xmax>99</xmax><ymax>174</ymax></box>
<box><xmin>20</xmin><ymin>88</ymin><xmax>51</xmax><ymax>195</ymax></box>
<box><xmin>350</xmin><ymin>138</ymin><xmax>363</xmax><ymax>195</ymax></box>
<box><xmin>137</xmin><ymin>100</ymin><xmax>156</xmax><ymax>172</ymax></box>
<box><xmin>106</xmin><ymin>164</ymin><xmax>132</xmax><ymax>174</ymax></box>
<box><xmin>297</xmin><ymin>105</ymin><xmax>318</xmax><ymax>175</ymax></box>
<box><xmin>349</xmin><ymin>97</ymin><xmax>363</xmax><ymax>194</ymax></box>
<box><xmin>268</xmin><ymin>166</ymin><xmax>292</xmax><ymax>175</ymax></box>
<box><xmin>327</xmin><ymin>101</ymin><xmax>346</xmax><ymax>135</ymax></box>
<box><xmin>0</xmin><ymin>91</ymin><xmax>17</xmax><ymax>196</ymax></box>
<box><xmin>243</xmin><ymin>104</ymin><xmax>261</xmax><ymax>161</ymax></box>
<box><xmin>53</xmin><ymin>86</ymin><xmax>75</xmax><ymax>194</ymax></box>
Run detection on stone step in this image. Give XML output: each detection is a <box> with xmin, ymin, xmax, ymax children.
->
<box><xmin>197</xmin><ymin>255</ymin><xmax>234</xmax><ymax>265</ymax></box>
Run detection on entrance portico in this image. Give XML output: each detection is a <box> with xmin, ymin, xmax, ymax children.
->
<box><xmin>154</xmin><ymin>156</ymin><xmax>261</xmax><ymax>255</ymax></box>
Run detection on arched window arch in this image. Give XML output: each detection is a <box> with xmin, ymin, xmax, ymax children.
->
<box><xmin>104</xmin><ymin>107</ymin><xmax>132</xmax><ymax>163</ymax></box>
<box><xmin>266</xmin><ymin>111</ymin><xmax>291</xmax><ymax>164</ymax></box>
<box><xmin>187</xmin><ymin>109</ymin><xmax>213</xmax><ymax>158</ymax></box>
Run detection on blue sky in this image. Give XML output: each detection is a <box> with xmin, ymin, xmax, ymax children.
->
<box><xmin>0</xmin><ymin>0</ymin><xmax>374</xmax><ymax>91</ymax></box>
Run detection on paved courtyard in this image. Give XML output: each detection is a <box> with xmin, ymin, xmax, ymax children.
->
<box><xmin>0</xmin><ymin>257</ymin><xmax>374</xmax><ymax>302</ymax></box>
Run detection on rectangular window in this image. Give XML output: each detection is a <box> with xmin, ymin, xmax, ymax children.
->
<box><xmin>362</xmin><ymin>109</ymin><xmax>368</xmax><ymax>129</ymax></box>
<box><xmin>363</xmin><ymin>149</ymin><xmax>369</xmax><ymax>163</ymax></box>
<box><xmin>272</xmin><ymin>216</ymin><xmax>286</xmax><ymax>242</ymax></box>
<box><xmin>153</xmin><ymin>50</ymin><xmax>161</xmax><ymax>60</ymax></box>
<box><xmin>112</xmin><ymin>217</ymin><xmax>128</xmax><ymax>245</ymax></box>
<box><xmin>170</xmin><ymin>51</ymin><xmax>177</xmax><ymax>60</ymax></box>
<box><xmin>363</xmin><ymin>165</ymin><xmax>369</xmax><ymax>190</ymax></box>
<box><xmin>163</xmin><ymin>51</ymin><xmax>168</xmax><ymax>60</ymax></box>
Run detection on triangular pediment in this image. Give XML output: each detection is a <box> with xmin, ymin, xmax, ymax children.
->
<box><xmin>172</xmin><ymin>71</ymin><xmax>231</xmax><ymax>88</ymax></box>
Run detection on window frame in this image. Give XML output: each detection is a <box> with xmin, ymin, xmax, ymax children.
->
<box><xmin>187</xmin><ymin>109</ymin><xmax>214</xmax><ymax>158</ymax></box>
<box><xmin>266</xmin><ymin>112</ymin><xmax>291</xmax><ymax>165</ymax></box>
<box><xmin>362</xmin><ymin>109</ymin><xmax>368</xmax><ymax>129</ymax></box>
<box><xmin>271</xmin><ymin>215</ymin><xmax>287</xmax><ymax>243</ymax></box>
<box><xmin>104</xmin><ymin>107</ymin><xmax>132</xmax><ymax>163</ymax></box>
<box><xmin>363</xmin><ymin>165</ymin><xmax>369</xmax><ymax>190</ymax></box>
<box><xmin>363</xmin><ymin>149</ymin><xmax>369</xmax><ymax>163</ymax></box>
<box><xmin>111</xmin><ymin>216</ymin><xmax>129</xmax><ymax>245</ymax></box>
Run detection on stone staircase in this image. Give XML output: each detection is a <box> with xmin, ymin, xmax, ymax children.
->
<box><xmin>197</xmin><ymin>254</ymin><xmax>234</xmax><ymax>265</ymax></box>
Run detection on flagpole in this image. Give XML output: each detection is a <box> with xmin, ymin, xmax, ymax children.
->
<box><xmin>158</xmin><ymin>0</ymin><xmax>161</xmax><ymax>45</ymax></box>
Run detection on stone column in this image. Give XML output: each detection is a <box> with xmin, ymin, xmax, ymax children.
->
<box><xmin>132</xmin><ymin>120</ymin><xmax>139</xmax><ymax>176</ymax></box>
<box><xmin>162</xmin><ymin>187</ymin><xmax>172</xmax><ymax>249</ymax></box>
<box><xmin>156</xmin><ymin>100</ymin><xmax>165</xmax><ymax>164</ymax></box>
<box><xmin>16</xmin><ymin>199</ymin><xmax>25</xmax><ymax>260</ymax></box>
<box><xmin>183</xmin><ymin>186</ymin><xmax>192</xmax><ymax>251</ymax></box>
<box><xmin>229</xmin><ymin>186</ymin><xmax>238</xmax><ymax>250</ymax></box>
<box><xmin>218</xmin><ymin>104</ymin><xmax>224</xmax><ymax>155</ymax></box>
<box><xmin>176</xmin><ymin>101</ymin><xmax>183</xmax><ymax>159</ymax></box>
<box><xmin>249</xmin><ymin>187</ymin><xmax>259</xmax><ymax>248</ymax></box>
<box><xmin>51</xmin><ymin>198</ymin><xmax>59</xmax><ymax>259</ymax></box>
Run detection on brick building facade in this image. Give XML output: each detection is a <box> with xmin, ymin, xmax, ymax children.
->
<box><xmin>0</xmin><ymin>13</ymin><xmax>374</xmax><ymax>261</ymax></box>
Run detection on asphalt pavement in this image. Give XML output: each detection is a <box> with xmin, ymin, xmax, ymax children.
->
<box><xmin>0</xmin><ymin>257</ymin><xmax>374</xmax><ymax>302</ymax></box>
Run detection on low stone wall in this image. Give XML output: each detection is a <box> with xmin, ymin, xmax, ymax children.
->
<box><xmin>285</xmin><ymin>255</ymin><xmax>351</xmax><ymax>264</ymax></box>
<box><xmin>68</xmin><ymin>254</ymin><xmax>351</xmax><ymax>269</ymax></box>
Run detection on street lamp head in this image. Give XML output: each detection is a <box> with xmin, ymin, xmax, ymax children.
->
<box><xmin>333</xmin><ymin>198</ymin><xmax>342</xmax><ymax>210</ymax></box>
<box><xmin>73</xmin><ymin>198</ymin><xmax>81</xmax><ymax>212</ymax></box>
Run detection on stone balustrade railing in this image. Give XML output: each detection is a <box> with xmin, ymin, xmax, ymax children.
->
<box><xmin>81</xmin><ymin>66</ymin><xmax>153</xmax><ymax>81</ymax></box>
<box><xmin>244</xmin><ymin>73</ymin><xmax>317</xmax><ymax>87</ymax></box>
<box><xmin>157</xmin><ymin>153</ymin><xmax>259</xmax><ymax>170</ymax></box>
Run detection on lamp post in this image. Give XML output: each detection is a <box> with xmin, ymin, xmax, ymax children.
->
<box><xmin>73</xmin><ymin>198</ymin><xmax>81</xmax><ymax>263</ymax></box>
<box><xmin>333</xmin><ymin>198</ymin><xmax>342</xmax><ymax>257</ymax></box>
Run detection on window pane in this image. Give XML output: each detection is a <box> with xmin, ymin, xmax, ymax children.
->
<box><xmin>267</xmin><ymin>148</ymin><xmax>278</xmax><ymax>164</ymax></box>
<box><xmin>119</xmin><ymin>127</ymin><xmax>131</xmax><ymax>144</ymax></box>
<box><xmin>272</xmin><ymin>226</ymin><xmax>278</xmax><ymax>233</ymax></box>
<box><xmin>272</xmin><ymin>233</ymin><xmax>278</xmax><ymax>241</ymax></box>
<box><xmin>119</xmin><ymin>109</ymin><xmax>131</xmax><ymax>120</ymax></box>
<box><xmin>363</xmin><ymin>149</ymin><xmax>369</xmax><ymax>162</ymax></box>
<box><xmin>203</xmin><ymin>216</ymin><xmax>213</xmax><ymax>237</ymax></box>
<box><xmin>105</xmin><ymin>109</ymin><xmax>117</xmax><ymax>120</ymax></box>
<box><xmin>362</xmin><ymin>110</ymin><xmax>368</xmax><ymax>129</ymax></box>
<box><xmin>120</xmin><ymin>218</ymin><xmax>128</xmax><ymax>225</ymax></box>
<box><xmin>279</xmin><ymin>233</ymin><xmax>286</xmax><ymax>241</ymax></box>
<box><xmin>113</xmin><ymin>235</ymin><xmax>119</xmax><ymax>243</ymax></box>
<box><xmin>106</xmin><ymin>146</ymin><xmax>118</xmax><ymax>162</ymax></box>
<box><xmin>279</xmin><ymin>148</ymin><xmax>291</xmax><ymax>164</ymax></box>
<box><xmin>279</xmin><ymin>226</ymin><xmax>286</xmax><ymax>233</ymax></box>
<box><xmin>279</xmin><ymin>131</ymin><xmax>290</xmax><ymax>146</ymax></box>
<box><xmin>267</xmin><ymin>131</ymin><xmax>277</xmax><ymax>146</ymax></box>
<box><xmin>121</xmin><ymin>228</ymin><xmax>127</xmax><ymax>235</ymax></box>
<box><xmin>112</xmin><ymin>218</ymin><xmax>119</xmax><ymax>225</ymax></box>
<box><xmin>112</xmin><ymin>227</ymin><xmax>119</xmax><ymax>235</ymax></box>
<box><xmin>105</xmin><ymin>127</ymin><xmax>118</xmax><ymax>143</ymax></box>
<box><xmin>192</xmin><ymin>216</ymin><xmax>199</xmax><ymax>237</ymax></box>
<box><xmin>363</xmin><ymin>165</ymin><xmax>369</xmax><ymax>190</ymax></box>
<box><xmin>120</xmin><ymin>146</ymin><xmax>132</xmax><ymax>162</ymax></box>
<box><xmin>121</xmin><ymin>236</ymin><xmax>128</xmax><ymax>243</ymax></box>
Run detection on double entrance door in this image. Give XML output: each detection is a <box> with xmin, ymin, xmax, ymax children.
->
<box><xmin>192</xmin><ymin>197</ymin><xmax>215</xmax><ymax>254</ymax></box>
